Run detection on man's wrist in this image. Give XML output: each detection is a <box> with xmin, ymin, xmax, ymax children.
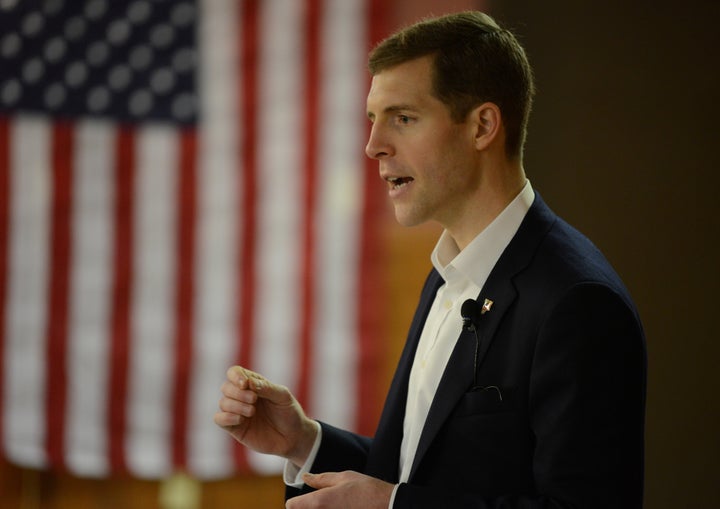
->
<box><xmin>284</xmin><ymin>421</ymin><xmax>322</xmax><ymax>487</ymax></box>
<box><xmin>288</xmin><ymin>419</ymin><xmax>321</xmax><ymax>468</ymax></box>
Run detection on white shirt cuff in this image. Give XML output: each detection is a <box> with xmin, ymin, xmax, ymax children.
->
<box><xmin>283</xmin><ymin>421</ymin><xmax>322</xmax><ymax>488</ymax></box>
<box><xmin>388</xmin><ymin>483</ymin><xmax>400</xmax><ymax>508</ymax></box>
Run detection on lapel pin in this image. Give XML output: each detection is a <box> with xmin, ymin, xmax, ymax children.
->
<box><xmin>481</xmin><ymin>298</ymin><xmax>494</xmax><ymax>315</ymax></box>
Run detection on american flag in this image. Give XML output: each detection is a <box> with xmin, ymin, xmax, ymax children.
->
<box><xmin>0</xmin><ymin>0</ymin><xmax>384</xmax><ymax>479</ymax></box>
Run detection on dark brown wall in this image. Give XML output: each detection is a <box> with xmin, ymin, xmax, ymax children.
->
<box><xmin>491</xmin><ymin>1</ymin><xmax>720</xmax><ymax>506</ymax></box>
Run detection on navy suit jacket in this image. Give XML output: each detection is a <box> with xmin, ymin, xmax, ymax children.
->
<box><xmin>287</xmin><ymin>193</ymin><xmax>646</xmax><ymax>508</ymax></box>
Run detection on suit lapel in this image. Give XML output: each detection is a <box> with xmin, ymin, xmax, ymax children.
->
<box><xmin>365</xmin><ymin>270</ymin><xmax>444</xmax><ymax>482</ymax></box>
<box><xmin>408</xmin><ymin>279</ymin><xmax>518</xmax><ymax>480</ymax></box>
<box><xmin>408</xmin><ymin>193</ymin><xmax>557</xmax><ymax>480</ymax></box>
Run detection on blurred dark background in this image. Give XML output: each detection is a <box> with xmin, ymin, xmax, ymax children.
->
<box><xmin>490</xmin><ymin>0</ymin><xmax>720</xmax><ymax>506</ymax></box>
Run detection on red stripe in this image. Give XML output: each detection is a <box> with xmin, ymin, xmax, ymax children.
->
<box><xmin>107</xmin><ymin>127</ymin><xmax>135</xmax><ymax>474</ymax></box>
<box><xmin>45</xmin><ymin>122</ymin><xmax>75</xmax><ymax>469</ymax></box>
<box><xmin>356</xmin><ymin>0</ymin><xmax>389</xmax><ymax>436</ymax></box>
<box><xmin>0</xmin><ymin>118</ymin><xmax>10</xmax><ymax>456</ymax></box>
<box><xmin>296</xmin><ymin>0</ymin><xmax>322</xmax><ymax>414</ymax></box>
<box><xmin>234</xmin><ymin>0</ymin><xmax>259</xmax><ymax>472</ymax></box>
<box><xmin>171</xmin><ymin>128</ymin><xmax>197</xmax><ymax>469</ymax></box>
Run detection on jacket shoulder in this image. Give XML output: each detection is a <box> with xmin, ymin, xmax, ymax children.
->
<box><xmin>513</xmin><ymin>194</ymin><xmax>636</xmax><ymax>310</ymax></box>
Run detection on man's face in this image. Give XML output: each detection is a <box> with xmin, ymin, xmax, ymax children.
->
<box><xmin>365</xmin><ymin>55</ymin><xmax>480</xmax><ymax>229</ymax></box>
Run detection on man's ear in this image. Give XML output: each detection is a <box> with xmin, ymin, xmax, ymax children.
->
<box><xmin>470</xmin><ymin>102</ymin><xmax>502</xmax><ymax>151</ymax></box>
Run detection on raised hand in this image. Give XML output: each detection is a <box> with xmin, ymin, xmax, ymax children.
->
<box><xmin>214</xmin><ymin>366</ymin><xmax>319</xmax><ymax>467</ymax></box>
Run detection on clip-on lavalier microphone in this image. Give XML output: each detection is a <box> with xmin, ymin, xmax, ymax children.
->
<box><xmin>461</xmin><ymin>298</ymin><xmax>502</xmax><ymax>400</ymax></box>
<box><xmin>461</xmin><ymin>299</ymin><xmax>484</xmax><ymax>389</ymax></box>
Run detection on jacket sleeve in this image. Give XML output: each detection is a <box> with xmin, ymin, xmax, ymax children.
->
<box><xmin>393</xmin><ymin>283</ymin><xmax>646</xmax><ymax>509</ymax></box>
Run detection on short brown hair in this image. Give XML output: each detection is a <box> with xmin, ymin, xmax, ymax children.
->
<box><xmin>368</xmin><ymin>11</ymin><xmax>535</xmax><ymax>159</ymax></box>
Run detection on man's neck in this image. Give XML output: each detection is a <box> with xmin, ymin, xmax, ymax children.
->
<box><xmin>446</xmin><ymin>165</ymin><xmax>527</xmax><ymax>251</ymax></box>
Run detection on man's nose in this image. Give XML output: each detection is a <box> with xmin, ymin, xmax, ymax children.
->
<box><xmin>365</xmin><ymin>124</ymin><xmax>391</xmax><ymax>160</ymax></box>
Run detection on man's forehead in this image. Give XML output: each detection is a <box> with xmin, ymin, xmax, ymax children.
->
<box><xmin>366</xmin><ymin>57</ymin><xmax>434</xmax><ymax>111</ymax></box>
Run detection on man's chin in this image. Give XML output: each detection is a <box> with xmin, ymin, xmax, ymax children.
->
<box><xmin>392</xmin><ymin>207</ymin><xmax>426</xmax><ymax>228</ymax></box>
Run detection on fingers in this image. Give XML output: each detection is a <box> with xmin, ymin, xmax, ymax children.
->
<box><xmin>220</xmin><ymin>380</ymin><xmax>257</xmax><ymax>403</ymax></box>
<box><xmin>226</xmin><ymin>365</ymin><xmax>293</xmax><ymax>406</ymax></box>
<box><xmin>288</xmin><ymin>472</ymin><xmax>394</xmax><ymax>509</ymax></box>
<box><xmin>218</xmin><ymin>387</ymin><xmax>257</xmax><ymax>416</ymax></box>
<box><xmin>213</xmin><ymin>410</ymin><xmax>243</xmax><ymax>428</ymax></box>
<box><xmin>217</xmin><ymin>366</ymin><xmax>293</xmax><ymax>422</ymax></box>
<box><xmin>214</xmin><ymin>367</ymin><xmax>262</xmax><ymax>429</ymax></box>
<box><xmin>302</xmin><ymin>471</ymin><xmax>358</xmax><ymax>489</ymax></box>
<box><xmin>224</xmin><ymin>366</ymin><xmax>269</xmax><ymax>398</ymax></box>
<box><xmin>214</xmin><ymin>395</ymin><xmax>255</xmax><ymax>429</ymax></box>
<box><xmin>227</xmin><ymin>365</ymin><xmax>266</xmax><ymax>389</ymax></box>
<box><xmin>286</xmin><ymin>473</ymin><xmax>342</xmax><ymax>509</ymax></box>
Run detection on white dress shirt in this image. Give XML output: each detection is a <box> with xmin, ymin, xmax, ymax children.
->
<box><xmin>398</xmin><ymin>181</ymin><xmax>534</xmax><ymax>483</ymax></box>
<box><xmin>286</xmin><ymin>182</ymin><xmax>535</xmax><ymax>508</ymax></box>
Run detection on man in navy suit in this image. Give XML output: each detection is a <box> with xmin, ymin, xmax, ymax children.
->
<box><xmin>215</xmin><ymin>11</ymin><xmax>646</xmax><ymax>509</ymax></box>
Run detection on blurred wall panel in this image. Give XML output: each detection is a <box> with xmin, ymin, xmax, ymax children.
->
<box><xmin>491</xmin><ymin>1</ymin><xmax>720</xmax><ymax>507</ymax></box>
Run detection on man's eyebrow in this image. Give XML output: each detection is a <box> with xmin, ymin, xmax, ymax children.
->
<box><xmin>367</xmin><ymin>104</ymin><xmax>419</xmax><ymax>119</ymax></box>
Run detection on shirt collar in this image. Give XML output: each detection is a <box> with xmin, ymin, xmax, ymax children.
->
<box><xmin>431</xmin><ymin>180</ymin><xmax>535</xmax><ymax>288</ymax></box>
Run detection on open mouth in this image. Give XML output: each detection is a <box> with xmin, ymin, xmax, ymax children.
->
<box><xmin>387</xmin><ymin>176</ymin><xmax>414</xmax><ymax>189</ymax></box>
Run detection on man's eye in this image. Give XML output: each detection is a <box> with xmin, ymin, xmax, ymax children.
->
<box><xmin>397</xmin><ymin>115</ymin><xmax>411</xmax><ymax>124</ymax></box>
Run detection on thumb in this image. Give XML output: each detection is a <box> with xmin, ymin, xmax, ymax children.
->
<box><xmin>248</xmin><ymin>375</ymin><xmax>293</xmax><ymax>405</ymax></box>
<box><xmin>302</xmin><ymin>472</ymin><xmax>338</xmax><ymax>489</ymax></box>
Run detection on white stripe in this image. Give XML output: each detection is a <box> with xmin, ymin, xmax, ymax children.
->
<box><xmin>248</xmin><ymin>0</ymin><xmax>305</xmax><ymax>474</ymax></box>
<box><xmin>126</xmin><ymin>125</ymin><xmax>178</xmax><ymax>477</ymax></box>
<box><xmin>253</xmin><ymin>0</ymin><xmax>304</xmax><ymax>395</ymax></box>
<box><xmin>187</xmin><ymin>0</ymin><xmax>240</xmax><ymax>479</ymax></box>
<box><xmin>64</xmin><ymin>120</ymin><xmax>114</xmax><ymax>477</ymax></box>
<box><xmin>311</xmin><ymin>0</ymin><xmax>366</xmax><ymax>430</ymax></box>
<box><xmin>2</xmin><ymin>117</ymin><xmax>52</xmax><ymax>467</ymax></box>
